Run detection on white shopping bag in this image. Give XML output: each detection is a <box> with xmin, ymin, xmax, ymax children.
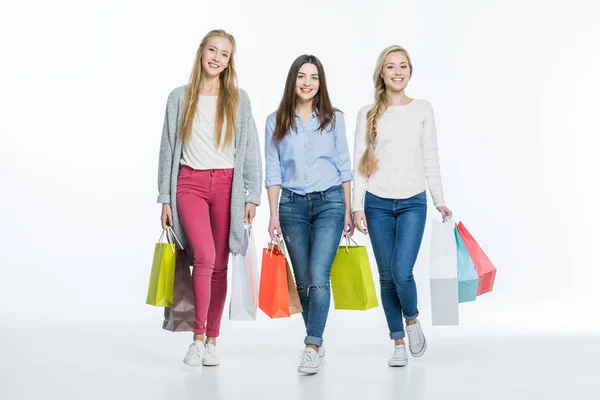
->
<box><xmin>277</xmin><ymin>234</ymin><xmax>294</xmax><ymax>271</ymax></box>
<box><xmin>430</xmin><ymin>219</ymin><xmax>459</xmax><ymax>326</ymax></box>
<box><xmin>229</xmin><ymin>225</ymin><xmax>259</xmax><ymax>321</ymax></box>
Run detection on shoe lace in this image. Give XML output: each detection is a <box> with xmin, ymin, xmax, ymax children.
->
<box><xmin>393</xmin><ymin>345</ymin><xmax>407</xmax><ymax>358</ymax></box>
<box><xmin>299</xmin><ymin>349</ymin><xmax>318</xmax><ymax>365</ymax></box>
<box><xmin>188</xmin><ymin>342</ymin><xmax>201</xmax><ymax>356</ymax></box>
<box><xmin>407</xmin><ymin>325</ymin><xmax>422</xmax><ymax>345</ymax></box>
<box><xmin>205</xmin><ymin>342</ymin><xmax>217</xmax><ymax>357</ymax></box>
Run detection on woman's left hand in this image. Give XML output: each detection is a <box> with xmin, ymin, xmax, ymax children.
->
<box><xmin>437</xmin><ymin>206</ymin><xmax>453</xmax><ymax>221</ymax></box>
<box><xmin>344</xmin><ymin>212</ymin><xmax>355</xmax><ymax>238</ymax></box>
<box><xmin>245</xmin><ymin>203</ymin><xmax>257</xmax><ymax>225</ymax></box>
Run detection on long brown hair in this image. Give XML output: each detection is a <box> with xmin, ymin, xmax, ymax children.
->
<box><xmin>359</xmin><ymin>45</ymin><xmax>414</xmax><ymax>175</ymax></box>
<box><xmin>179</xmin><ymin>29</ymin><xmax>239</xmax><ymax>149</ymax></box>
<box><xmin>273</xmin><ymin>54</ymin><xmax>336</xmax><ymax>142</ymax></box>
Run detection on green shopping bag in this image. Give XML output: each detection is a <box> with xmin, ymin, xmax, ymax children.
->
<box><xmin>330</xmin><ymin>237</ymin><xmax>379</xmax><ymax>310</ymax></box>
<box><xmin>146</xmin><ymin>228</ymin><xmax>182</xmax><ymax>307</ymax></box>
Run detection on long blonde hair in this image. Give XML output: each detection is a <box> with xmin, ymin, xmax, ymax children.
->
<box><xmin>358</xmin><ymin>45</ymin><xmax>413</xmax><ymax>176</ymax></box>
<box><xmin>179</xmin><ymin>29</ymin><xmax>239</xmax><ymax>149</ymax></box>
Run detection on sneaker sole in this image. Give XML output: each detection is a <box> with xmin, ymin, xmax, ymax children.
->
<box><xmin>410</xmin><ymin>338</ymin><xmax>427</xmax><ymax>358</ymax></box>
<box><xmin>202</xmin><ymin>359</ymin><xmax>220</xmax><ymax>367</ymax></box>
<box><xmin>388</xmin><ymin>359</ymin><xmax>408</xmax><ymax>367</ymax></box>
<box><xmin>183</xmin><ymin>358</ymin><xmax>203</xmax><ymax>367</ymax></box>
<box><xmin>298</xmin><ymin>366</ymin><xmax>319</xmax><ymax>374</ymax></box>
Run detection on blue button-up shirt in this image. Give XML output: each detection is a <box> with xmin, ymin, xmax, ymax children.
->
<box><xmin>264</xmin><ymin>110</ymin><xmax>353</xmax><ymax>195</ymax></box>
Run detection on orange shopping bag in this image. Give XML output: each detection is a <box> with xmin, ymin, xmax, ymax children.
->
<box><xmin>456</xmin><ymin>221</ymin><xmax>497</xmax><ymax>295</ymax></box>
<box><xmin>259</xmin><ymin>243</ymin><xmax>291</xmax><ymax>318</ymax></box>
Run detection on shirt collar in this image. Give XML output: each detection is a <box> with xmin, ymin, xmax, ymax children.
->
<box><xmin>295</xmin><ymin>109</ymin><xmax>319</xmax><ymax>119</ymax></box>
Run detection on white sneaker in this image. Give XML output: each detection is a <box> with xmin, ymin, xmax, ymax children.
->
<box><xmin>298</xmin><ymin>348</ymin><xmax>320</xmax><ymax>374</ymax></box>
<box><xmin>318</xmin><ymin>344</ymin><xmax>326</xmax><ymax>359</ymax></box>
<box><xmin>202</xmin><ymin>341</ymin><xmax>220</xmax><ymax>366</ymax></box>
<box><xmin>388</xmin><ymin>344</ymin><xmax>408</xmax><ymax>367</ymax></box>
<box><xmin>406</xmin><ymin>319</ymin><xmax>427</xmax><ymax>358</ymax></box>
<box><xmin>183</xmin><ymin>340</ymin><xmax>204</xmax><ymax>367</ymax></box>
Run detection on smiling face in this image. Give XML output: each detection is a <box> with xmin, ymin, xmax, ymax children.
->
<box><xmin>201</xmin><ymin>35</ymin><xmax>233</xmax><ymax>78</ymax></box>
<box><xmin>295</xmin><ymin>62</ymin><xmax>320</xmax><ymax>103</ymax></box>
<box><xmin>380</xmin><ymin>51</ymin><xmax>411</xmax><ymax>93</ymax></box>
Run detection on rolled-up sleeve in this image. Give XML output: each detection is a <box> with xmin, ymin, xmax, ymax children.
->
<box><xmin>264</xmin><ymin>114</ymin><xmax>283</xmax><ymax>188</ymax></box>
<box><xmin>333</xmin><ymin>111</ymin><xmax>353</xmax><ymax>183</ymax></box>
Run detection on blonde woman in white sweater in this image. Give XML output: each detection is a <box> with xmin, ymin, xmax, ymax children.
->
<box><xmin>352</xmin><ymin>45</ymin><xmax>452</xmax><ymax>367</ymax></box>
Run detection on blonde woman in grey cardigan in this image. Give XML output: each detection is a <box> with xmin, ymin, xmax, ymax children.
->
<box><xmin>157</xmin><ymin>29</ymin><xmax>262</xmax><ymax>367</ymax></box>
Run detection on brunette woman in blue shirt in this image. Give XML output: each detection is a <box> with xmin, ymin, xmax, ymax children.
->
<box><xmin>265</xmin><ymin>54</ymin><xmax>354</xmax><ymax>375</ymax></box>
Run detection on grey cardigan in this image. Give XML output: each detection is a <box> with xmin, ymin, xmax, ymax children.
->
<box><xmin>157</xmin><ymin>86</ymin><xmax>262</xmax><ymax>254</ymax></box>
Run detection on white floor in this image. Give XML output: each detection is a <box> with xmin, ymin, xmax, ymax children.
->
<box><xmin>2</xmin><ymin>317</ymin><xmax>599</xmax><ymax>400</ymax></box>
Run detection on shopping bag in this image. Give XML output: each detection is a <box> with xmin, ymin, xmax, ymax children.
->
<box><xmin>278</xmin><ymin>236</ymin><xmax>302</xmax><ymax>315</ymax></box>
<box><xmin>229</xmin><ymin>225</ymin><xmax>260</xmax><ymax>321</ymax></box>
<box><xmin>162</xmin><ymin>247</ymin><xmax>195</xmax><ymax>332</ymax></box>
<box><xmin>259</xmin><ymin>242</ymin><xmax>291</xmax><ymax>318</ymax></box>
<box><xmin>454</xmin><ymin>226</ymin><xmax>479</xmax><ymax>303</ymax></box>
<box><xmin>146</xmin><ymin>228</ymin><xmax>182</xmax><ymax>307</ymax></box>
<box><xmin>429</xmin><ymin>219</ymin><xmax>459</xmax><ymax>325</ymax></box>
<box><xmin>330</xmin><ymin>237</ymin><xmax>379</xmax><ymax>310</ymax></box>
<box><xmin>456</xmin><ymin>221</ymin><xmax>497</xmax><ymax>295</ymax></box>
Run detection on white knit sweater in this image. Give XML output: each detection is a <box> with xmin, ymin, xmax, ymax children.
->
<box><xmin>352</xmin><ymin>99</ymin><xmax>446</xmax><ymax>212</ymax></box>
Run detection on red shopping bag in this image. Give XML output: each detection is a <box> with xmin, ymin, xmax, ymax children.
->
<box><xmin>258</xmin><ymin>243</ymin><xmax>302</xmax><ymax>318</ymax></box>
<box><xmin>259</xmin><ymin>245</ymin><xmax>291</xmax><ymax>318</ymax></box>
<box><xmin>456</xmin><ymin>221</ymin><xmax>496</xmax><ymax>295</ymax></box>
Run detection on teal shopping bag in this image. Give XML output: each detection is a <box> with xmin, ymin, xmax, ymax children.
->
<box><xmin>454</xmin><ymin>226</ymin><xmax>479</xmax><ymax>303</ymax></box>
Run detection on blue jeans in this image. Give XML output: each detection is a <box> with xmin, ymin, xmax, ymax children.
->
<box><xmin>364</xmin><ymin>191</ymin><xmax>427</xmax><ymax>340</ymax></box>
<box><xmin>279</xmin><ymin>185</ymin><xmax>346</xmax><ymax>347</ymax></box>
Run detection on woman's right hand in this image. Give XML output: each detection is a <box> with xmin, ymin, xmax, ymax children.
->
<box><xmin>353</xmin><ymin>211</ymin><xmax>368</xmax><ymax>235</ymax></box>
<box><xmin>268</xmin><ymin>216</ymin><xmax>281</xmax><ymax>241</ymax></box>
<box><xmin>161</xmin><ymin>204</ymin><xmax>173</xmax><ymax>229</ymax></box>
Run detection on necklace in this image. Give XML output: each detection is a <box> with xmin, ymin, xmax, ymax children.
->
<box><xmin>197</xmin><ymin>110</ymin><xmax>216</xmax><ymax>133</ymax></box>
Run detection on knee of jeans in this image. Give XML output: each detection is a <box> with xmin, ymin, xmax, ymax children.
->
<box><xmin>308</xmin><ymin>276</ymin><xmax>330</xmax><ymax>291</ymax></box>
<box><xmin>392</xmin><ymin>271</ymin><xmax>414</xmax><ymax>283</ymax></box>
<box><xmin>190</xmin><ymin>246</ymin><xmax>215</xmax><ymax>267</ymax></box>
<box><xmin>294</xmin><ymin>276</ymin><xmax>310</xmax><ymax>292</ymax></box>
<box><xmin>213</xmin><ymin>264</ymin><xmax>228</xmax><ymax>275</ymax></box>
<box><xmin>306</xmin><ymin>283</ymin><xmax>330</xmax><ymax>297</ymax></box>
<box><xmin>192</xmin><ymin>256</ymin><xmax>215</xmax><ymax>269</ymax></box>
<box><xmin>379</xmin><ymin>277</ymin><xmax>396</xmax><ymax>289</ymax></box>
<box><xmin>379</xmin><ymin>269</ymin><xmax>394</xmax><ymax>284</ymax></box>
<box><xmin>308</xmin><ymin>282</ymin><xmax>330</xmax><ymax>289</ymax></box>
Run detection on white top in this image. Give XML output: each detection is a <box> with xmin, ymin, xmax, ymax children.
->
<box><xmin>181</xmin><ymin>95</ymin><xmax>235</xmax><ymax>170</ymax></box>
<box><xmin>352</xmin><ymin>99</ymin><xmax>445</xmax><ymax>212</ymax></box>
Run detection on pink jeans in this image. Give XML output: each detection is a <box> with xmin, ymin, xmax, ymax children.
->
<box><xmin>176</xmin><ymin>165</ymin><xmax>233</xmax><ymax>337</ymax></box>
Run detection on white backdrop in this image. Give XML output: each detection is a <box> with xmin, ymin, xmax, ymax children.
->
<box><xmin>1</xmin><ymin>0</ymin><xmax>598</xmax><ymax>342</ymax></box>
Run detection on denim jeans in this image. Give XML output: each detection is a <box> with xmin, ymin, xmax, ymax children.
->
<box><xmin>364</xmin><ymin>191</ymin><xmax>427</xmax><ymax>340</ymax></box>
<box><xmin>279</xmin><ymin>185</ymin><xmax>346</xmax><ymax>347</ymax></box>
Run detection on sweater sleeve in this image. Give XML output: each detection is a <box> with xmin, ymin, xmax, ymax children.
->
<box><xmin>422</xmin><ymin>101</ymin><xmax>446</xmax><ymax>207</ymax></box>
<box><xmin>157</xmin><ymin>91</ymin><xmax>178</xmax><ymax>204</ymax></box>
<box><xmin>240</xmin><ymin>89</ymin><xmax>263</xmax><ymax>206</ymax></box>
<box><xmin>352</xmin><ymin>107</ymin><xmax>369</xmax><ymax>212</ymax></box>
